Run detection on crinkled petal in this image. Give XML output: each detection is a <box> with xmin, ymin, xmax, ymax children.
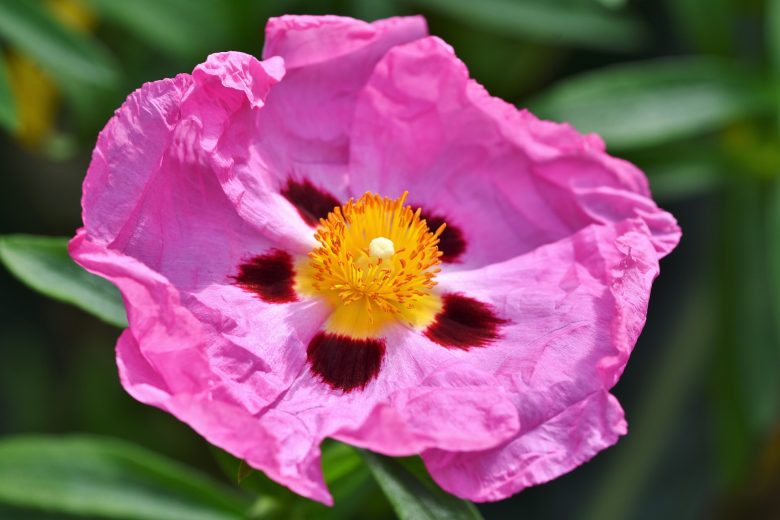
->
<box><xmin>424</xmin><ymin>390</ymin><xmax>626</xmax><ymax>501</ymax></box>
<box><xmin>189</xmin><ymin>19</ymin><xmax>428</xmax><ymax>241</ymax></box>
<box><xmin>264</xmin><ymin>15</ymin><xmax>427</xmax><ymax>69</ymax></box>
<box><xmin>116</xmin><ymin>330</ymin><xmax>331</xmax><ymax>504</ymax></box>
<box><xmin>183</xmin><ymin>52</ymin><xmax>318</xmax><ymax>249</ymax></box>
<box><xmin>72</xmin><ymin>232</ymin><xmax>331</xmax><ymax>502</ymax></box>
<box><xmin>70</xmin><ymin>15</ymin><xmax>681</xmax><ymax>506</ymax></box>
<box><xmin>70</xmin><ymin>55</ymin><xmax>341</xmax><ymax>500</ymax></box>
<box><xmin>231</xmin><ymin>15</ymin><xmax>428</xmax><ymax>201</ymax></box>
<box><xmin>348</xmin><ymin>36</ymin><xmax>680</xmax><ymax>268</ymax></box>
<box><xmin>81</xmin><ymin>74</ymin><xmax>191</xmax><ymax>244</ymax></box>
<box><xmin>70</xmin><ymin>44</ymin><xmax>518</xmax><ymax>502</ymax></box>
<box><xmin>414</xmin><ymin>218</ymin><xmax>660</xmax><ymax>501</ymax></box>
<box><xmin>74</xmin><ymin>58</ymin><xmax>328</xmax><ymax>407</ymax></box>
<box><xmin>271</xmin><ymin>328</ymin><xmax>519</xmax><ymax>457</ymax></box>
<box><xmin>81</xmin><ymin>52</ymin><xmax>311</xmax><ymax>257</ymax></box>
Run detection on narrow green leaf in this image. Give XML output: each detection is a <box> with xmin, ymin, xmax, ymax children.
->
<box><xmin>361</xmin><ymin>450</ymin><xmax>483</xmax><ymax>520</ymax></box>
<box><xmin>720</xmin><ymin>181</ymin><xmax>780</xmax><ymax>445</ymax></box>
<box><xmin>531</xmin><ymin>57</ymin><xmax>770</xmax><ymax>150</ymax></box>
<box><xmin>770</xmin><ymin>0</ymin><xmax>780</xmax><ymax>74</ymax></box>
<box><xmin>0</xmin><ymin>0</ymin><xmax>118</xmax><ymax>87</ymax></box>
<box><xmin>0</xmin><ymin>54</ymin><xmax>17</xmax><ymax>132</ymax></box>
<box><xmin>86</xmin><ymin>0</ymin><xmax>231</xmax><ymax>60</ymax></box>
<box><xmin>403</xmin><ymin>0</ymin><xmax>646</xmax><ymax>51</ymax></box>
<box><xmin>593</xmin><ymin>0</ymin><xmax>627</xmax><ymax>9</ymax></box>
<box><xmin>210</xmin><ymin>448</ymin><xmax>286</xmax><ymax>499</ymax></box>
<box><xmin>0</xmin><ymin>503</ymin><xmax>65</xmax><ymax>519</ymax></box>
<box><xmin>0</xmin><ymin>435</ymin><xmax>249</xmax><ymax>520</ymax></box>
<box><xmin>213</xmin><ymin>442</ymin><xmax>382</xmax><ymax>520</ymax></box>
<box><xmin>708</xmin><ymin>179</ymin><xmax>780</xmax><ymax>486</ymax></box>
<box><xmin>646</xmin><ymin>161</ymin><xmax>723</xmax><ymax>203</ymax></box>
<box><xmin>771</xmin><ymin>178</ymin><xmax>780</xmax><ymax>350</ymax></box>
<box><xmin>0</xmin><ymin>235</ymin><xmax>127</xmax><ymax>327</ymax></box>
<box><xmin>237</xmin><ymin>460</ymin><xmax>253</xmax><ymax>484</ymax></box>
<box><xmin>768</xmin><ymin>0</ymin><xmax>780</xmax><ymax>127</ymax></box>
<box><xmin>641</xmin><ymin>146</ymin><xmax>727</xmax><ymax>202</ymax></box>
<box><xmin>295</xmin><ymin>442</ymin><xmax>380</xmax><ymax>520</ymax></box>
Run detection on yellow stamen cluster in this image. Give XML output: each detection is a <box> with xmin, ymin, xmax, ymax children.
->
<box><xmin>297</xmin><ymin>192</ymin><xmax>444</xmax><ymax>338</ymax></box>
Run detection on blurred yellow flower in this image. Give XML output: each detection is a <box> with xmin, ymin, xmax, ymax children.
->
<box><xmin>6</xmin><ymin>0</ymin><xmax>95</xmax><ymax>149</ymax></box>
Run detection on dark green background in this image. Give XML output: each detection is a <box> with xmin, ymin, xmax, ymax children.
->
<box><xmin>1</xmin><ymin>0</ymin><xmax>778</xmax><ymax>518</ymax></box>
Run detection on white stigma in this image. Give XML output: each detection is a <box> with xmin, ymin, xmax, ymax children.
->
<box><xmin>368</xmin><ymin>236</ymin><xmax>395</xmax><ymax>259</ymax></box>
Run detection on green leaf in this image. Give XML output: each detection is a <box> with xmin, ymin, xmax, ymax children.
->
<box><xmin>403</xmin><ymin>0</ymin><xmax>646</xmax><ymax>51</ymax></box>
<box><xmin>86</xmin><ymin>0</ymin><xmax>231</xmax><ymax>61</ymax></box>
<box><xmin>0</xmin><ymin>54</ymin><xmax>17</xmax><ymax>132</ymax></box>
<box><xmin>646</xmin><ymin>161</ymin><xmax>723</xmax><ymax>202</ymax></box>
<box><xmin>217</xmin><ymin>441</ymin><xmax>385</xmax><ymax>520</ymax></box>
<box><xmin>0</xmin><ymin>503</ymin><xmax>67</xmax><ymax>519</ymax></box>
<box><xmin>771</xmin><ymin>178</ymin><xmax>780</xmax><ymax>348</ymax></box>
<box><xmin>210</xmin><ymin>448</ymin><xmax>286</xmax><ymax>499</ymax></box>
<box><xmin>237</xmin><ymin>460</ymin><xmax>253</xmax><ymax>484</ymax></box>
<box><xmin>770</xmin><ymin>0</ymin><xmax>780</xmax><ymax>75</ymax></box>
<box><xmin>716</xmin><ymin>180</ymin><xmax>780</xmax><ymax>466</ymax></box>
<box><xmin>639</xmin><ymin>144</ymin><xmax>727</xmax><ymax>202</ymax></box>
<box><xmin>0</xmin><ymin>235</ymin><xmax>127</xmax><ymax>328</ymax></box>
<box><xmin>295</xmin><ymin>442</ymin><xmax>379</xmax><ymax>520</ymax></box>
<box><xmin>0</xmin><ymin>0</ymin><xmax>118</xmax><ymax>87</ymax></box>
<box><xmin>0</xmin><ymin>435</ymin><xmax>249</xmax><ymax>520</ymax></box>
<box><xmin>593</xmin><ymin>0</ymin><xmax>627</xmax><ymax>9</ymax></box>
<box><xmin>361</xmin><ymin>450</ymin><xmax>483</xmax><ymax>520</ymax></box>
<box><xmin>531</xmin><ymin>57</ymin><xmax>770</xmax><ymax>150</ymax></box>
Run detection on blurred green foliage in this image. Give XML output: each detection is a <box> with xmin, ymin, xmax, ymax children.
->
<box><xmin>1</xmin><ymin>0</ymin><xmax>779</xmax><ymax>518</ymax></box>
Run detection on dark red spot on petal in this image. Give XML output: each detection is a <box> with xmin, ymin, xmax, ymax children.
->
<box><xmin>281</xmin><ymin>178</ymin><xmax>341</xmax><ymax>227</ymax></box>
<box><xmin>420</xmin><ymin>212</ymin><xmax>466</xmax><ymax>263</ymax></box>
<box><xmin>307</xmin><ymin>332</ymin><xmax>386</xmax><ymax>392</ymax></box>
<box><xmin>234</xmin><ymin>249</ymin><xmax>297</xmax><ymax>303</ymax></box>
<box><xmin>425</xmin><ymin>293</ymin><xmax>507</xmax><ymax>350</ymax></box>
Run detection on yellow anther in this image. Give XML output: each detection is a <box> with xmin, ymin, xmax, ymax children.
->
<box><xmin>295</xmin><ymin>192</ymin><xmax>444</xmax><ymax>337</ymax></box>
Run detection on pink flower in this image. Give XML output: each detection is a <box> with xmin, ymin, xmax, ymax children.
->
<box><xmin>70</xmin><ymin>15</ymin><xmax>680</xmax><ymax>504</ymax></box>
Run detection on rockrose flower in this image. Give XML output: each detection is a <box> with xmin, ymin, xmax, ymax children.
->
<box><xmin>70</xmin><ymin>15</ymin><xmax>680</xmax><ymax>504</ymax></box>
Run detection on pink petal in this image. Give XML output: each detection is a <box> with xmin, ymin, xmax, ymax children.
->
<box><xmin>81</xmin><ymin>74</ymin><xmax>191</xmax><ymax>244</ymax></box>
<box><xmin>416</xmin><ymin>218</ymin><xmax>661</xmax><ymax>501</ymax></box>
<box><xmin>69</xmin><ymin>57</ymin><xmax>336</xmax><ymax>500</ymax></box>
<box><xmin>245</xmin><ymin>15</ymin><xmax>428</xmax><ymax>200</ymax></box>
<box><xmin>264</xmin><ymin>15</ymin><xmax>427</xmax><ymax>69</ymax></box>
<box><xmin>71</xmin><ymin>15</ymin><xmax>681</xmax><ymax>505</ymax></box>
<box><xmin>348</xmin><ymin>36</ymin><xmax>680</xmax><ymax>268</ymax></box>
<box><xmin>183</xmin><ymin>52</ymin><xmax>317</xmax><ymax>250</ymax></box>
<box><xmin>424</xmin><ymin>390</ymin><xmax>626</xmax><ymax>501</ymax></box>
<box><xmin>116</xmin><ymin>329</ymin><xmax>332</xmax><ymax>504</ymax></box>
<box><xmin>73</xmin><ymin>232</ymin><xmax>332</xmax><ymax>502</ymax></box>
<box><xmin>75</xmin><ymin>53</ymin><xmax>325</xmax><ymax>415</ymax></box>
<box><xmin>81</xmin><ymin>51</ymin><xmax>311</xmax><ymax>260</ymax></box>
<box><xmin>271</xmin><ymin>326</ymin><xmax>520</xmax><ymax>456</ymax></box>
<box><xmin>331</xmin><ymin>360</ymin><xmax>520</xmax><ymax>455</ymax></box>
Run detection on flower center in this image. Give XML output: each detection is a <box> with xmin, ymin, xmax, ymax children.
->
<box><xmin>297</xmin><ymin>192</ymin><xmax>445</xmax><ymax>338</ymax></box>
<box><xmin>368</xmin><ymin>236</ymin><xmax>395</xmax><ymax>259</ymax></box>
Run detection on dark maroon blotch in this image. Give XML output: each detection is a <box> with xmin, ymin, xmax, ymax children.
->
<box><xmin>233</xmin><ymin>249</ymin><xmax>297</xmax><ymax>303</ymax></box>
<box><xmin>425</xmin><ymin>293</ymin><xmax>507</xmax><ymax>350</ymax></box>
<box><xmin>420</xmin><ymin>211</ymin><xmax>466</xmax><ymax>263</ymax></box>
<box><xmin>307</xmin><ymin>332</ymin><xmax>386</xmax><ymax>392</ymax></box>
<box><xmin>281</xmin><ymin>178</ymin><xmax>341</xmax><ymax>227</ymax></box>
